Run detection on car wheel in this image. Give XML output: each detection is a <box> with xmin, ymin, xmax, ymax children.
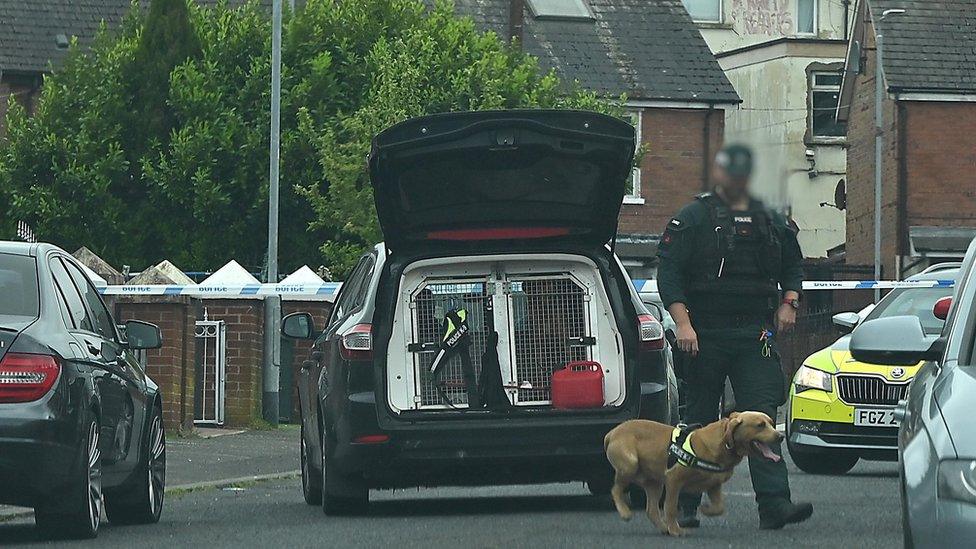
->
<box><xmin>36</xmin><ymin>416</ymin><xmax>102</xmax><ymax>539</ymax></box>
<box><xmin>105</xmin><ymin>406</ymin><xmax>166</xmax><ymax>525</ymax></box>
<box><xmin>320</xmin><ymin>429</ymin><xmax>368</xmax><ymax>516</ymax></box>
<box><xmin>301</xmin><ymin>423</ymin><xmax>323</xmax><ymax>505</ymax></box>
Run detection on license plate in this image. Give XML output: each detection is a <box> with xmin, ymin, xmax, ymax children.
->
<box><xmin>854</xmin><ymin>408</ymin><xmax>898</xmax><ymax>427</ymax></box>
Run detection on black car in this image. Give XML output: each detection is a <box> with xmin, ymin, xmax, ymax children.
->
<box><xmin>0</xmin><ymin>242</ymin><xmax>166</xmax><ymax>538</ymax></box>
<box><xmin>283</xmin><ymin>110</ymin><xmax>673</xmax><ymax>515</ymax></box>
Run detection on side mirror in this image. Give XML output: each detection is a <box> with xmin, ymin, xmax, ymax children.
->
<box><xmin>831</xmin><ymin>312</ymin><xmax>861</xmax><ymax>334</ymax></box>
<box><xmin>933</xmin><ymin>296</ymin><xmax>952</xmax><ymax>321</ymax></box>
<box><xmin>850</xmin><ymin>316</ymin><xmax>942</xmax><ymax>366</ymax></box>
<box><xmin>282</xmin><ymin>312</ymin><xmax>315</xmax><ymax>340</ymax></box>
<box><xmin>124</xmin><ymin>320</ymin><xmax>163</xmax><ymax>350</ymax></box>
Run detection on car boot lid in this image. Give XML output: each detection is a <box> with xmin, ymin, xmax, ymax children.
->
<box><xmin>368</xmin><ymin>110</ymin><xmax>636</xmax><ymax>249</ymax></box>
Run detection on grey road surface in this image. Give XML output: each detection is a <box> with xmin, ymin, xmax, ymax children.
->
<box><xmin>0</xmin><ymin>458</ymin><xmax>901</xmax><ymax>548</ymax></box>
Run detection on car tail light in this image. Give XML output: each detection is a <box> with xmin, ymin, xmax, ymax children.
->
<box><xmin>637</xmin><ymin>314</ymin><xmax>665</xmax><ymax>351</ymax></box>
<box><xmin>340</xmin><ymin>324</ymin><xmax>373</xmax><ymax>360</ymax></box>
<box><xmin>0</xmin><ymin>353</ymin><xmax>61</xmax><ymax>403</ymax></box>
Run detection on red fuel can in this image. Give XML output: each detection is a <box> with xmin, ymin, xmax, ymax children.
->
<box><xmin>551</xmin><ymin>361</ymin><xmax>605</xmax><ymax>409</ymax></box>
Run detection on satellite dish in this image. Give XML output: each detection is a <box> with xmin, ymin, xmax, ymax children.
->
<box><xmin>834</xmin><ymin>179</ymin><xmax>847</xmax><ymax>210</ymax></box>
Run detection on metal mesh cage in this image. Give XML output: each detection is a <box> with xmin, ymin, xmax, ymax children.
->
<box><xmin>411</xmin><ymin>281</ymin><xmax>490</xmax><ymax>408</ymax></box>
<box><xmin>508</xmin><ymin>276</ymin><xmax>591</xmax><ymax>404</ymax></box>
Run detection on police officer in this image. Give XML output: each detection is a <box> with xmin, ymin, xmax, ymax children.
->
<box><xmin>656</xmin><ymin>144</ymin><xmax>813</xmax><ymax>530</ymax></box>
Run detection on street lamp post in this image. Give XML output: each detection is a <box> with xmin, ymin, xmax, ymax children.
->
<box><xmin>874</xmin><ymin>8</ymin><xmax>905</xmax><ymax>302</ymax></box>
<box><xmin>263</xmin><ymin>0</ymin><xmax>283</xmax><ymax>425</ymax></box>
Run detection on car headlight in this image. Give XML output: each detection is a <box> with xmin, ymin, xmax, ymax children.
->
<box><xmin>938</xmin><ymin>460</ymin><xmax>976</xmax><ymax>505</ymax></box>
<box><xmin>794</xmin><ymin>365</ymin><xmax>832</xmax><ymax>393</ymax></box>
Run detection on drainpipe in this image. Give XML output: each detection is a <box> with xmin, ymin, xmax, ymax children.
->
<box><xmin>509</xmin><ymin>0</ymin><xmax>525</xmax><ymax>48</ymax></box>
<box><xmin>702</xmin><ymin>105</ymin><xmax>714</xmax><ymax>193</ymax></box>
<box><xmin>842</xmin><ymin>0</ymin><xmax>851</xmax><ymax>41</ymax></box>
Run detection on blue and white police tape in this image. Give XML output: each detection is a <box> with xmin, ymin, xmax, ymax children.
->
<box><xmin>631</xmin><ymin>279</ymin><xmax>955</xmax><ymax>293</ymax></box>
<box><xmin>96</xmin><ymin>282</ymin><xmax>342</xmax><ymax>297</ymax></box>
<box><xmin>96</xmin><ymin>279</ymin><xmax>953</xmax><ymax>298</ymax></box>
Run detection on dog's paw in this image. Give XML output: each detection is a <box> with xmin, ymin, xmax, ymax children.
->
<box><xmin>700</xmin><ymin>503</ymin><xmax>725</xmax><ymax>517</ymax></box>
<box><xmin>666</xmin><ymin>524</ymin><xmax>686</xmax><ymax>537</ymax></box>
<box><xmin>618</xmin><ymin>509</ymin><xmax>633</xmax><ymax>522</ymax></box>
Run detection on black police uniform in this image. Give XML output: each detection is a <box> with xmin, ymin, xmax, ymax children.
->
<box><xmin>656</xmin><ymin>191</ymin><xmax>804</xmax><ymax>517</ymax></box>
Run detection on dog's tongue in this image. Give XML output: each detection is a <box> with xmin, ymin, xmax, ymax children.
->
<box><xmin>753</xmin><ymin>441</ymin><xmax>782</xmax><ymax>462</ymax></box>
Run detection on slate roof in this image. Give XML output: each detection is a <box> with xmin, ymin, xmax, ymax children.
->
<box><xmin>445</xmin><ymin>0</ymin><xmax>740</xmax><ymax>103</ymax></box>
<box><xmin>0</xmin><ymin>0</ymin><xmax>270</xmax><ymax>75</ymax></box>
<box><xmin>870</xmin><ymin>0</ymin><xmax>976</xmax><ymax>94</ymax></box>
<box><xmin>0</xmin><ymin>0</ymin><xmax>130</xmax><ymax>74</ymax></box>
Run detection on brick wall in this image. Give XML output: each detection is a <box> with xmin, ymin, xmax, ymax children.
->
<box><xmin>200</xmin><ymin>300</ymin><xmax>265</xmax><ymax>427</ymax></box>
<box><xmin>0</xmin><ymin>74</ymin><xmax>42</xmax><ymax>134</ymax></box>
<box><xmin>902</xmin><ymin>102</ymin><xmax>976</xmax><ymax>232</ymax></box>
<box><xmin>846</xmin><ymin>25</ymin><xmax>976</xmax><ymax>275</ymax></box>
<box><xmin>844</xmin><ymin>26</ymin><xmax>900</xmax><ymax>276</ymax></box>
<box><xmin>618</xmin><ymin>107</ymin><xmax>725</xmax><ymax>237</ymax></box>
<box><xmin>110</xmin><ymin>296</ymin><xmax>198</xmax><ymax>433</ymax></box>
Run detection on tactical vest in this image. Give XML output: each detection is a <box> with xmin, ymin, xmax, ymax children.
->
<box><xmin>686</xmin><ymin>193</ymin><xmax>782</xmax><ymax>315</ymax></box>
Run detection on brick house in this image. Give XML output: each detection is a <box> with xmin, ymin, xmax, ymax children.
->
<box><xmin>837</xmin><ymin>0</ymin><xmax>976</xmax><ymax>278</ymax></box>
<box><xmin>450</xmin><ymin>0</ymin><xmax>740</xmax><ymax>278</ymax></box>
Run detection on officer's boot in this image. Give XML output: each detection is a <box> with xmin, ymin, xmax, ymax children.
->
<box><xmin>677</xmin><ymin>506</ymin><xmax>701</xmax><ymax>529</ymax></box>
<box><xmin>758</xmin><ymin>499</ymin><xmax>814</xmax><ymax>530</ymax></box>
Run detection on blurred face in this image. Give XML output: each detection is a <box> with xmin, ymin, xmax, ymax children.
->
<box><xmin>712</xmin><ymin>163</ymin><xmax>750</xmax><ymax>198</ymax></box>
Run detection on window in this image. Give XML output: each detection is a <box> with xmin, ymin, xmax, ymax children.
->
<box><xmin>625</xmin><ymin>110</ymin><xmax>643</xmax><ymax>203</ymax></box>
<box><xmin>50</xmin><ymin>258</ymin><xmax>92</xmax><ymax>332</ymax></box>
<box><xmin>64</xmin><ymin>260</ymin><xmax>115</xmax><ymax>340</ymax></box>
<box><xmin>0</xmin><ymin>253</ymin><xmax>39</xmax><ymax>320</ymax></box>
<box><xmin>329</xmin><ymin>255</ymin><xmax>373</xmax><ymax>328</ymax></box>
<box><xmin>526</xmin><ymin>0</ymin><xmax>593</xmax><ymax>20</ymax></box>
<box><xmin>810</xmin><ymin>72</ymin><xmax>846</xmax><ymax>139</ymax></box>
<box><xmin>797</xmin><ymin>0</ymin><xmax>817</xmax><ymax>35</ymax></box>
<box><xmin>682</xmin><ymin>0</ymin><xmax>722</xmax><ymax>23</ymax></box>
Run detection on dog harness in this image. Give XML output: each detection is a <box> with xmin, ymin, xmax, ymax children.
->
<box><xmin>667</xmin><ymin>425</ymin><xmax>729</xmax><ymax>473</ymax></box>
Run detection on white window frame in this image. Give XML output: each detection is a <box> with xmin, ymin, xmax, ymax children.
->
<box><xmin>809</xmin><ymin>71</ymin><xmax>845</xmax><ymax>141</ymax></box>
<box><xmin>624</xmin><ymin>109</ymin><xmax>644</xmax><ymax>204</ymax></box>
<box><xmin>683</xmin><ymin>0</ymin><xmax>723</xmax><ymax>24</ymax></box>
<box><xmin>796</xmin><ymin>0</ymin><xmax>818</xmax><ymax>36</ymax></box>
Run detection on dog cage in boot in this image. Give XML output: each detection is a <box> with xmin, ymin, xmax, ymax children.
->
<box><xmin>386</xmin><ymin>255</ymin><xmax>627</xmax><ymax>413</ymax></box>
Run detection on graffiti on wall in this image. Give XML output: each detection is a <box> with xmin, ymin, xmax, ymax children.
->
<box><xmin>731</xmin><ymin>0</ymin><xmax>794</xmax><ymax>36</ymax></box>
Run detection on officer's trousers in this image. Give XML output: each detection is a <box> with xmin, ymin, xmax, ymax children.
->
<box><xmin>678</xmin><ymin>326</ymin><xmax>791</xmax><ymax>514</ymax></box>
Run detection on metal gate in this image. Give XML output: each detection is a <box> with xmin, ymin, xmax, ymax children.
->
<box><xmin>194</xmin><ymin>320</ymin><xmax>226</xmax><ymax>425</ymax></box>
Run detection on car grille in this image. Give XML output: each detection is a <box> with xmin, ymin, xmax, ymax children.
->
<box><xmin>836</xmin><ymin>375</ymin><xmax>909</xmax><ymax>406</ymax></box>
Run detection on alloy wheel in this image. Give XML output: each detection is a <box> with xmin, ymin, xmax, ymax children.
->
<box><xmin>147</xmin><ymin>415</ymin><xmax>166</xmax><ymax>518</ymax></box>
<box><xmin>85</xmin><ymin>421</ymin><xmax>103</xmax><ymax>534</ymax></box>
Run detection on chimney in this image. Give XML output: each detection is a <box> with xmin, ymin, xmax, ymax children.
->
<box><xmin>509</xmin><ymin>0</ymin><xmax>525</xmax><ymax>48</ymax></box>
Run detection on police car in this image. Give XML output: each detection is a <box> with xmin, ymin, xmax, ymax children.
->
<box><xmin>785</xmin><ymin>264</ymin><xmax>958</xmax><ymax>474</ymax></box>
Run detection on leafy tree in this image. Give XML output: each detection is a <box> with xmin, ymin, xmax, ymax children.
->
<box><xmin>1</xmin><ymin>0</ymin><xmax>616</xmax><ymax>277</ymax></box>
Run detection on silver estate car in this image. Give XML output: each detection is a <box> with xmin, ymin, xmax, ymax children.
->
<box><xmin>851</xmin><ymin>236</ymin><xmax>976</xmax><ymax>548</ymax></box>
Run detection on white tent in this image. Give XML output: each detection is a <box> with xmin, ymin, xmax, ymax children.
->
<box><xmin>199</xmin><ymin>260</ymin><xmax>260</xmax><ymax>286</ymax></box>
<box><xmin>280</xmin><ymin>265</ymin><xmax>325</xmax><ymax>285</ymax></box>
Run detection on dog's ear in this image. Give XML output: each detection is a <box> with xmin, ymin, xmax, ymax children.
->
<box><xmin>723</xmin><ymin>414</ymin><xmax>743</xmax><ymax>448</ymax></box>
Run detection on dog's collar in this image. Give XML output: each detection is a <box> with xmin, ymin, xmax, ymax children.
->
<box><xmin>668</xmin><ymin>425</ymin><xmax>731</xmax><ymax>473</ymax></box>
